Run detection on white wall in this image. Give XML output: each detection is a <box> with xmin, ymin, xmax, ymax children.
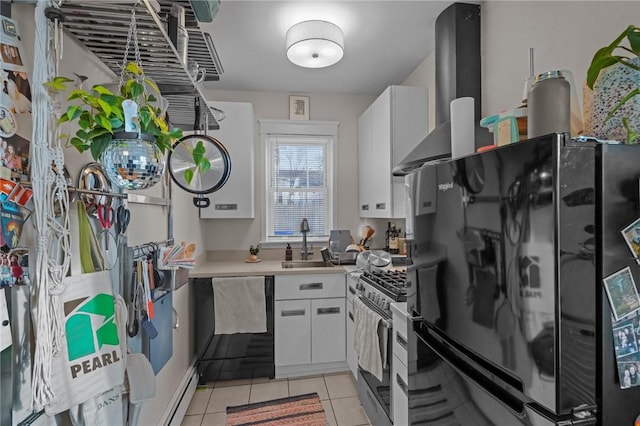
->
<box><xmin>482</xmin><ymin>1</ymin><xmax>639</xmax><ymax>116</ymax></box>
<box><xmin>195</xmin><ymin>89</ymin><xmax>374</xmax><ymax>251</ymax></box>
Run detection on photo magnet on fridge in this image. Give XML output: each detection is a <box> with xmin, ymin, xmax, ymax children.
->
<box><xmin>612</xmin><ymin>312</ymin><xmax>640</xmax><ymax>389</ymax></box>
<box><xmin>621</xmin><ymin>217</ymin><xmax>640</xmax><ymax>264</ymax></box>
<box><xmin>603</xmin><ymin>266</ymin><xmax>640</xmax><ymax>322</ymax></box>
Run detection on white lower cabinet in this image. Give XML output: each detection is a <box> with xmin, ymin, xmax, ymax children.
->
<box><xmin>391</xmin><ymin>302</ymin><xmax>409</xmax><ymax>424</ymax></box>
<box><xmin>274</xmin><ymin>273</ymin><xmax>347</xmax><ymax>377</ymax></box>
<box><xmin>274</xmin><ymin>299</ymin><xmax>311</xmax><ymax>366</ymax></box>
<box><xmin>345</xmin><ymin>273</ymin><xmax>358</xmax><ymax>379</ymax></box>
<box><xmin>311</xmin><ymin>298</ymin><xmax>346</xmax><ymax>363</ymax></box>
<box><xmin>392</xmin><ymin>354</ymin><xmax>409</xmax><ymax>426</ymax></box>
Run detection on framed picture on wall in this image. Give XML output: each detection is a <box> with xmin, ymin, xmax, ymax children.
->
<box><xmin>289</xmin><ymin>95</ymin><xmax>309</xmax><ymax>120</ymax></box>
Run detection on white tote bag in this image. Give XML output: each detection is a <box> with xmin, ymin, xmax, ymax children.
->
<box><xmin>44</xmin><ymin>202</ymin><xmax>125</xmax><ymax>416</ymax></box>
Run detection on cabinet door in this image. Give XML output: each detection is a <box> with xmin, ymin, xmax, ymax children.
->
<box><xmin>392</xmin><ymin>354</ymin><xmax>409</xmax><ymax>426</ymax></box>
<box><xmin>311</xmin><ymin>298</ymin><xmax>345</xmax><ymax>363</ymax></box>
<box><xmin>369</xmin><ymin>89</ymin><xmax>392</xmax><ymax>218</ymax></box>
<box><xmin>390</xmin><ymin>86</ymin><xmax>429</xmax><ymax>167</ymax></box>
<box><xmin>358</xmin><ymin>106</ymin><xmax>374</xmax><ymax>217</ymax></box>
<box><xmin>275</xmin><ymin>299</ymin><xmax>311</xmax><ymax>366</ymax></box>
<box><xmin>199</xmin><ymin>101</ymin><xmax>255</xmax><ymax>218</ymax></box>
<box><xmin>346</xmin><ymin>299</ymin><xmax>357</xmax><ymax>378</ymax></box>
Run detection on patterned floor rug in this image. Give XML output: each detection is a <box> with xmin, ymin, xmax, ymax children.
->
<box><xmin>226</xmin><ymin>392</ymin><xmax>326</xmax><ymax>425</ymax></box>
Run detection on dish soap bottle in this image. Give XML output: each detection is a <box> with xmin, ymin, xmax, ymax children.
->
<box><xmin>285</xmin><ymin>243</ymin><xmax>293</xmax><ymax>261</ymax></box>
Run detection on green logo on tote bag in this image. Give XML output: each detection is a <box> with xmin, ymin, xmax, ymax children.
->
<box><xmin>65</xmin><ymin>293</ymin><xmax>120</xmax><ymax>377</ymax></box>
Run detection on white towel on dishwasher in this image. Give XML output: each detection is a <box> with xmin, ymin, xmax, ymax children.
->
<box><xmin>212</xmin><ymin>276</ymin><xmax>267</xmax><ymax>334</ymax></box>
<box><xmin>353</xmin><ymin>296</ymin><xmax>387</xmax><ymax>381</ymax></box>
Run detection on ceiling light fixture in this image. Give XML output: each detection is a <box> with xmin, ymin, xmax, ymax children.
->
<box><xmin>286</xmin><ymin>20</ymin><xmax>344</xmax><ymax>69</ymax></box>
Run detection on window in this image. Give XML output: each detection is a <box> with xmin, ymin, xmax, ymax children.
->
<box><xmin>260</xmin><ymin>120</ymin><xmax>338</xmax><ymax>244</ymax></box>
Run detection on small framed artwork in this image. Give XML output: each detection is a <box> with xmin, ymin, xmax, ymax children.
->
<box><xmin>289</xmin><ymin>95</ymin><xmax>309</xmax><ymax>121</ymax></box>
<box><xmin>622</xmin><ymin>217</ymin><xmax>640</xmax><ymax>263</ymax></box>
<box><xmin>603</xmin><ymin>266</ymin><xmax>640</xmax><ymax>321</ymax></box>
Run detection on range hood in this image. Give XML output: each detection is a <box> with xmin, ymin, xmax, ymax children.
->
<box><xmin>393</xmin><ymin>2</ymin><xmax>492</xmax><ymax>176</ymax></box>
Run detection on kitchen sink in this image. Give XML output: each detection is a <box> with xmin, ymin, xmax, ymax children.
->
<box><xmin>281</xmin><ymin>260</ymin><xmax>334</xmax><ymax>269</ymax></box>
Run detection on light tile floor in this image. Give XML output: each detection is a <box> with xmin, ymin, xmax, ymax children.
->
<box><xmin>181</xmin><ymin>371</ymin><xmax>371</xmax><ymax>426</ymax></box>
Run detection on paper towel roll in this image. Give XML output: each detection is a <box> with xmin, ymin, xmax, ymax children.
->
<box><xmin>450</xmin><ymin>97</ymin><xmax>475</xmax><ymax>158</ymax></box>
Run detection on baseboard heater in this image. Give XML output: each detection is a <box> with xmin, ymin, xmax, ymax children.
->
<box><xmin>162</xmin><ymin>362</ymin><xmax>199</xmax><ymax>426</ymax></box>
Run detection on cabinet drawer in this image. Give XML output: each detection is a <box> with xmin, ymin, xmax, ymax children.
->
<box><xmin>275</xmin><ymin>273</ymin><xmax>345</xmax><ymax>300</ymax></box>
<box><xmin>391</xmin><ymin>302</ymin><xmax>409</xmax><ymax>363</ymax></box>
<box><xmin>392</xmin><ymin>327</ymin><xmax>409</xmax><ymax>364</ymax></box>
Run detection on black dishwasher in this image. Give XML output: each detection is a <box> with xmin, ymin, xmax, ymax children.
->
<box><xmin>193</xmin><ymin>276</ymin><xmax>275</xmax><ymax>382</ymax></box>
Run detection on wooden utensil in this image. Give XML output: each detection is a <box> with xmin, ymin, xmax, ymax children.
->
<box><xmin>360</xmin><ymin>226</ymin><xmax>375</xmax><ymax>247</ymax></box>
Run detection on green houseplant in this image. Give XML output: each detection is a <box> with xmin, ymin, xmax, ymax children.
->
<box><xmin>45</xmin><ymin>62</ymin><xmax>183</xmax><ymax>161</ymax></box>
<box><xmin>249</xmin><ymin>244</ymin><xmax>260</xmax><ymax>261</ymax></box>
<box><xmin>585</xmin><ymin>25</ymin><xmax>640</xmax><ymax>143</ymax></box>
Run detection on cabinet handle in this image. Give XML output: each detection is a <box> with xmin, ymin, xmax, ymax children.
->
<box><xmin>362</xmin><ymin>204</ymin><xmax>369</xmax><ymax>211</ymax></box>
<box><xmin>300</xmin><ymin>282</ymin><xmax>323</xmax><ymax>291</ymax></box>
<box><xmin>317</xmin><ymin>307</ymin><xmax>340</xmax><ymax>315</ymax></box>
<box><xmin>375</xmin><ymin>203</ymin><xmax>386</xmax><ymax>210</ymax></box>
<box><xmin>214</xmin><ymin>203</ymin><xmax>238</xmax><ymax>210</ymax></box>
<box><xmin>396</xmin><ymin>373</ymin><xmax>408</xmax><ymax>396</ymax></box>
<box><xmin>396</xmin><ymin>332</ymin><xmax>408</xmax><ymax>350</ymax></box>
<box><xmin>348</xmin><ymin>286</ymin><xmax>356</xmax><ymax>295</ymax></box>
<box><xmin>281</xmin><ymin>309</ymin><xmax>305</xmax><ymax>317</ymax></box>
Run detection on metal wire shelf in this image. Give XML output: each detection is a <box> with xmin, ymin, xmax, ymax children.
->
<box><xmin>57</xmin><ymin>0</ymin><xmax>221</xmax><ymax>130</ymax></box>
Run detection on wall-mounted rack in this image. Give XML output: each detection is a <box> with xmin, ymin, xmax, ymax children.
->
<box><xmin>55</xmin><ymin>0</ymin><xmax>222</xmax><ymax>130</ymax></box>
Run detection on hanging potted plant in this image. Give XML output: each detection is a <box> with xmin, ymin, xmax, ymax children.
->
<box><xmin>584</xmin><ymin>25</ymin><xmax>640</xmax><ymax>144</ymax></box>
<box><xmin>44</xmin><ymin>7</ymin><xmax>183</xmax><ymax>189</ymax></box>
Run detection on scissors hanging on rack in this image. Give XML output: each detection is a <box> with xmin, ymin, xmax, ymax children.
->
<box><xmin>116</xmin><ymin>205</ymin><xmax>131</xmax><ymax>236</ymax></box>
<box><xmin>96</xmin><ymin>202</ymin><xmax>117</xmax><ymax>267</ymax></box>
<box><xmin>98</xmin><ymin>202</ymin><xmax>114</xmax><ymax>231</ymax></box>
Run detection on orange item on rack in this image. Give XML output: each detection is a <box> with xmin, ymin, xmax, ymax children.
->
<box><xmin>477</xmin><ymin>145</ymin><xmax>498</xmax><ymax>153</ymax></box>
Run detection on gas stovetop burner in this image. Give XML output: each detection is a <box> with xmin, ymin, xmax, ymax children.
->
<box><xmin>360</xmin><ymin>270</ymin><xmax>407</xmax><ymax>302</ymax></box>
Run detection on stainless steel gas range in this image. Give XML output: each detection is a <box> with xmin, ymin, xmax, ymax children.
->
<box><xmin>354</xmin><ymin>269</ymin><xmax>407</xmax><ymax>426</ymax></box>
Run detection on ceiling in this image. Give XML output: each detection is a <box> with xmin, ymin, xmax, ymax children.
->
<box><xmin>199</xmin><ymin>1</ymin><xmax>454</xmax><ymax>96</ymax></box>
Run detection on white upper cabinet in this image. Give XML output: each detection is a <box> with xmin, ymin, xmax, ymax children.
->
<box><xmin>358</xmin><ymin>86</ymin><xmax>428</xmax><ymax>218</ymax></box>
<box><xmin>200</xmin><ymin>101</ymin><xmax>255</xmax><ymax>219</ymax></box>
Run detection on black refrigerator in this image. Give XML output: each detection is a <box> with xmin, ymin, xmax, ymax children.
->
<box><xmin>404</xmin><ymin>133</ymin><xmax>640</xmax><ymax>425</ymax></box>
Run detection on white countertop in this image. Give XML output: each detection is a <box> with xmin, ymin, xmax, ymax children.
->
<box><xmin>189</xmin><ymin>259</ymin><xmax>349</xmax><ymax>278</ymax></box>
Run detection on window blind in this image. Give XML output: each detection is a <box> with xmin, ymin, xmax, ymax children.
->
<box><xmin>266</xmin><ymin>134</ymin><xmax>330</xmax><ymax>239</ymax></box>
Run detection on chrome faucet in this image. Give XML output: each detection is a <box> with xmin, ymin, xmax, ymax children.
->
<box><xmin>300</xmin><ymin>218</ymin><xmax>312</xmax><ymax>260</ymax></box>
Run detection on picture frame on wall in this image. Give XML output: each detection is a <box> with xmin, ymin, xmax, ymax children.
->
<box><xmin>289</xmin><ymin>95</ymin><xmax>309</xmax><ymax>120</ymax></box>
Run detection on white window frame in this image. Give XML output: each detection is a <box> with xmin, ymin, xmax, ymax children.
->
<box><xmin>259</xmin><ymin>119</ymin><xmax>339</xmax><ymax>246</ymax></box>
